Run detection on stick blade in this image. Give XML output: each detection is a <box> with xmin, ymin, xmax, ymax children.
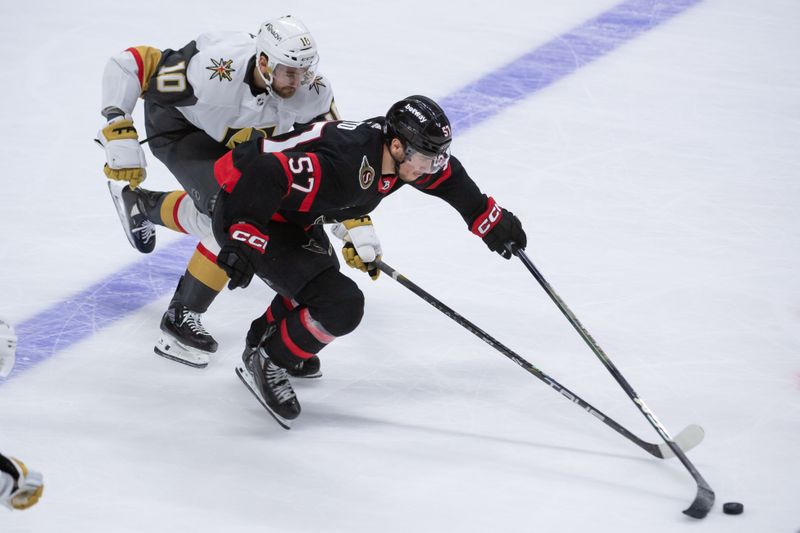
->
<box><xmin>657</xmin><ymin>424</ymin><xmax>705</xmax><ymax>458</ymax></box>
<box><xmin>682</xmin><ymin>481</ymin><xmax>715</xmax><ymax>519</ymax></box>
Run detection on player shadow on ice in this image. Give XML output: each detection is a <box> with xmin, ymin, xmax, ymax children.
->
<box><xmin>299</xmin><ymin>406</ymin><xmax>662</xmax><ymax>464</ymax></box>
<box><xmin>293</xmin><ymin>407</ymin><xmax>695</xmax><ymax>503</ymax></box>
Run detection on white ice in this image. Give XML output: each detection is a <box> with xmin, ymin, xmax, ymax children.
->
<box><xmin>1</xmin><ymin>0</ymin><xmax>798</xmax><ymax>531</ymax></box>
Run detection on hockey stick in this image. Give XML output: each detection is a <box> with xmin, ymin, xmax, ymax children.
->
<box><xmin>508</xmin><ymin>246</ymin><xmax>714</xmax><ymax>519</ymax></box>
<box><xmin>376</xmin><ymin>260</ymin><xmax>704</xmax><ymax>461</ymax></box>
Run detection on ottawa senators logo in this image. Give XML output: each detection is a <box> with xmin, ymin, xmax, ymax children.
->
<box><xmin>359</xmin><ymin>155</ymin><xmax>375</xmax><ymax>189</ymax></box>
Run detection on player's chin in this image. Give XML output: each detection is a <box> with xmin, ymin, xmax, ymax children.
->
<box><xmin>399</xmin><ymin>171</ymin><xmax>424</xmax><ymax>183</ymax></box>
<box><xmin>275</xmin><ymin>87</ymin><xmax>297</xmax><ymax>98</ymax></box>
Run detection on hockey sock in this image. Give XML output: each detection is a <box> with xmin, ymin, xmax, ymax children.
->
<box><xmin>265</xmin><ymin>308</ymin><xmax>335</xmax><ymax>369</ymax></box>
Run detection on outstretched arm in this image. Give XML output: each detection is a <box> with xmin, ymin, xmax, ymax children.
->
<box><xmin>412</xmin><ymin>155</ymin><xmax>527</xmax><ymax>258</ymax></box>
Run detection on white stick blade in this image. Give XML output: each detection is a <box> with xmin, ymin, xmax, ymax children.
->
<box><xmin>658</xmin><ymin>424</ymin><xmax>705</xmax><ymax>458</ymax></box>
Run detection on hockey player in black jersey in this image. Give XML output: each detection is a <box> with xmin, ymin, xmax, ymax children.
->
<box><xmin>212</xmin><ymin>95</ymin><xmax>527</xmax><ymax>428</ymax></box>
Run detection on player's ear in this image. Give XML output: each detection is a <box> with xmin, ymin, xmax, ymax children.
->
<box><xmin>390</xmin><ymin>138</ymin><xmax>404</xmax><ymax>157</ymax></box>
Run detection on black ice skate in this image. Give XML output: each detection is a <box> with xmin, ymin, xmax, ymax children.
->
<box><xmin>242</xmin><ymin>343</ymin><xmax>322</xmax><ymax>379</ymax></box>
<box><xmin>287</xmin><ymin>354</ymin><xmax>322</xmax><ymax>378</ymax></box>
<box><xmin>236</xmin><ymin>344</ymin><xmax>301</xmax><ymax>430</ymax></box>
<box><xmin>107</xmin><ymin>181</ymin><xmax>157</xmax><ymax>253</ymax></box>
<box><xmin>154</xmin><ymin>304</ymin><xmax>218</xmax><ymax>368</ymax></box>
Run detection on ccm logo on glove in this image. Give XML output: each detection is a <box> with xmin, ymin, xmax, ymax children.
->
<box><xmin>230</xmin><ymin>223</ymin><xmax>269</xmax><ymax>253</ymax></box>
<box><xmin>471</xmin><ymin>197</ymin><xmax>503</xmax><ymax>236</ymax></box>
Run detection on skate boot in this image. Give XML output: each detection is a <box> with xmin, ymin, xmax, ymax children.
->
<box><xmin>287</xmin><ymin>355</ymin><xmax>322</xmax><ymax>379</ymax></box>
<box><xmin>154</xmin><ymin>304</ymin><xmax>218</xmax><ymax>368</ymax></box>
<box><xmin>236</xmin><ymin>342</ymin><xmax>301</xmax><ymax>429</ymax></box>
<box><xmin>242</xmin><ymin>343</ymin><xmax>321</xmax><ymax>379</ymax></box>
<box><xmin>107</xmin><ymin>181</ymin><xmax>160</xmax><ymax>253</ymax></box>
<box><xmin>244</xmin><ymin>321</ymin><xmax>323</xmax><ymax>378</ymax></box>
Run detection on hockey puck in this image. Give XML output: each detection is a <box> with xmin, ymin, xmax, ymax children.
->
<box><xmin>722</xmin><ymin>502</ymin><xmax>744</xmax><ymax>515</ymax></box>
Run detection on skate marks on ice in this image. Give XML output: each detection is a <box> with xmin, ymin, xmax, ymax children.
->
<box><xmin>1</xmin><ymin>237</ymin><xmax>195</xmax><ymax>381</ymax></box>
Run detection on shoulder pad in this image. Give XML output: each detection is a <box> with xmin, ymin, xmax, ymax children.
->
<box><xmin>187</xmin><ymin>35</ymin><xmax>255</xmax><ymax>104</ymax></box>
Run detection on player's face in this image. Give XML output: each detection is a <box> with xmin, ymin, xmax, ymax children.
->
<box><xmin>397</xmin><ymin>145</ymin><xmax>450</xmax><ymax>182</ymax></box>
<box><xmin>271</xmin><ymin>64</ymin><xmax>308</xmax><ymax>98</ymax></box>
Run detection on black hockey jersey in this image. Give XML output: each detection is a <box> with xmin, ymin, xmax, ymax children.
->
<box><xmin>212</xmin><ymin>118</ymin><xmax>494</xmax><ymax>240</ymax></box>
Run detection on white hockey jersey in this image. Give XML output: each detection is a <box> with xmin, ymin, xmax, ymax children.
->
<box><xmin>101</xmin><ymin>31</ymin><xmax>338</xmax><ymax>146</ymax></box>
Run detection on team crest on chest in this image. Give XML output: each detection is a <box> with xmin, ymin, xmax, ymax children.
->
<box><xmin>359</xmin><ymin>155</ymin><xmax>375</xmax><ymax>189</ymax></box>
<box><xmin>206</xmin><ymin>58</ymin><xmax>236</xmax><ymax>82</ymax></box>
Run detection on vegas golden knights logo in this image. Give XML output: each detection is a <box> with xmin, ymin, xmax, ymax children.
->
<box><xmin>206</xmin><ymin>58</ymin><xmax>236</xmax><ymax>82</ymax></box>
<box><xmin>359</xmin><ymin>155</ymin><xmax>375</xmax><ymax>189</ymax></box>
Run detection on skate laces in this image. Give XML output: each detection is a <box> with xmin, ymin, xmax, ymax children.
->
<box><xmin>264</xmin><ymin>360</ymin><xmax>296</xmax><ymax>404</ymax></box>
<box><xmin>132</xmin><ymin>220</ymin><xmax>155</xmax><ymax>243</ymax></box>
<box><xmin>180</xmin><ymin>310</ymin><xmax>211</xmax><ymax>337</ymax></box>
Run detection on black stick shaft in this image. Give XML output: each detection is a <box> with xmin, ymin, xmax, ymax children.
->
<box><xmin>511</xmin><ymin>247</ymin><xmax>714</xmax><ymax>518</ymax></box>
<box><xmin>377</xmin><ymin>260</ymin><xmax>677</xmax><ymax>459</ymax></box>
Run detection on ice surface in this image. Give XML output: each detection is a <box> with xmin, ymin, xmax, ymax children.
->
<box><xmin>1</xmin><ymin>0</ymin><xmax>798</xmax><ymax>531</ymax></box>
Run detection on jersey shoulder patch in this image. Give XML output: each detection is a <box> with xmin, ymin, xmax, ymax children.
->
<box><xmin>280</xmin><ymin>73</ymin><xmax>335</xmax><ymax>122</ymax></box>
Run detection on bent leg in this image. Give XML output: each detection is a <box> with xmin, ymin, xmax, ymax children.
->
<box><xmin>263</xmin><ymin>268</ymin><xmax>364</xmax><ymax>371</ymax></box>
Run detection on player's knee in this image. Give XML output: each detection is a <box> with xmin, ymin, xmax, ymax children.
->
<box><xmin>318</xmin><ymin>278</ymin><xmax>363</xmax><ymax>336</ymax></box>
<box><xmin>299</xmin><ymin>270</ymin><xmax>364</xmax><ymax>336</ymax></box>
<box><xmin>328</xmin><ymin>284</ymin><xmax>364</xmax><ymax>336</ymax></box>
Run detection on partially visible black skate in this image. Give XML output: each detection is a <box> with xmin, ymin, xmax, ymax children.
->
<box><xmin>287</xmin><ymin>355</ymin><xmax>322</xmax><ymax>379</ymax></box>
<box><xmin>154</xmin><ymin>304</ymin><xmax>218</xmax><ymax>368</ymax></box>
<box><xmin>241</xmin><ymin>343</ymin><xmax>321</xmax><ymax>378</ymax></box>
<box><xmin>237</xmin><ymin>344</ymin><xmax>301</xmax><ymax>429</ymax></box>
<box><xmin>245</xmin><ymin>323</ymin><xmax>323</xmax><ymax>379</ymax></box>
<box><xmin>107</xmin><ymin>182</ymin><xmax>159</xmax><ymax>253</ymax></box>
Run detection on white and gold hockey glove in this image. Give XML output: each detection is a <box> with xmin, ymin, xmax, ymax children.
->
<box><xmin>0</xmin><ymin>455</ymin><xmax>44</xmax><ymax>511</ymax></box>
<box><xmin>97</xmin><ymin>115</ymin><xmax>147</xmax><ymax>189</ymax></box>
<box><xmin>331</xmin><ymin>216</ymin><xmax>382</xmax><ymax>280</ymax></box>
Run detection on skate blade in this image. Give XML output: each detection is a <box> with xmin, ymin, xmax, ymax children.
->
<box><xmin>235</xmin><ymin>365</ymin><xmax>293</xmax><ymax>430</ymax></box>
<box><xmin>287</xmin><ymin>369</ymin><xmax>323</xmax><ymax>379</ymax></box>
<box><xmin>107</xmin><ymin>181</ymin><xmax>138</xmax><ymax>250</ymax></box>
<box><xmin>154</xmin><ymin>334</ymin><xmax>210</xmax><ymax>368</ymax></box>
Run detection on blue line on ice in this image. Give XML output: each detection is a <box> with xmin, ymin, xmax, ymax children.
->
<box><xmin>3</xmin><ymin>0</ymin><xmax>701</xmax><ymax>381</ymax></box>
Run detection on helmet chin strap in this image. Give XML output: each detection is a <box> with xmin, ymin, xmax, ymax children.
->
<box><xmin>255</xmin><ymin>54</ymin><xmax>275</xmax><ymax>95</ymax></box>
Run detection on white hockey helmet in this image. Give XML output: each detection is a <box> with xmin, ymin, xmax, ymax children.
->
<box><xmin>255</xmin><ymin>15</ymin><xmax>319</xmax><ymax>88</ymax></box>
<box><xmin>0</xmin><ymin>319</ymin><xmax>17</xmax><ymax>378</ymax></box>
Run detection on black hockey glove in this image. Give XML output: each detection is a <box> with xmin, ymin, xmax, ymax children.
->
<box><xmin>216</xmin><ymin>222</ymin><xmax>269</xmax><ymax>290</ymax></box>
<box><xmin>471</xmin><ymin>197</ymin><xmax>527</xmax><ymax>259</ymax></box>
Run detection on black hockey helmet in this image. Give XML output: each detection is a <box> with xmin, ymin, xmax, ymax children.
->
<box><xmin>384</xmin><ymin>95</ymin><xmax>452</xmax><ymax>159</ymax></box>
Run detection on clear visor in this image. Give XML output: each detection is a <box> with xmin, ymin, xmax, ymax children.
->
<box><xmin>403</xmin><ymin>145</ymin><xmax>450</xmax><ymax>174</ymax></box>
<box><xmin>272</xmin><ymin>63</ymin><xmax>315</xmax><ymax>86</ymax></box>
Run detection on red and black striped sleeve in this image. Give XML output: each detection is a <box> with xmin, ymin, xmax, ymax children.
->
<box><xmin>411</xmin><ymin>155</ymin><xmax>492</xmax><ymax>228</ymax></box>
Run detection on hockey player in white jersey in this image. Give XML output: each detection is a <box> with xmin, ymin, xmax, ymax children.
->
<box><xmin>0</xmin><ymin>319</ymin><xmax>16</xmax><ymax>378</ymax></box>
<box><xmin>0</xmin><ymin>320</ymin><xmax>44</xmax><ymax>511</ymax></box>
<box><xmin>98</xmin><ymin>16</ymin><xmax>339</xmax><ymax>369</ymax></box>
<box><xmin>0</xmin><ymin>454</ymin><xmax>43</xmax><ymax>510</ymax></box>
